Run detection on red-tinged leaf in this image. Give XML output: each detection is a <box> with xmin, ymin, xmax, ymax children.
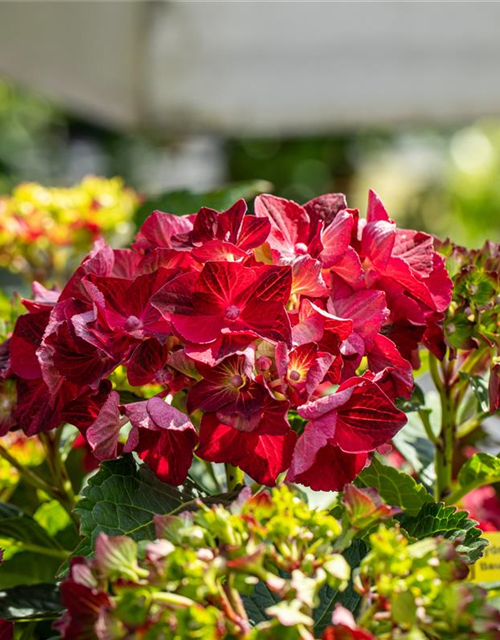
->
<box><xmin>86</xmin><ymin>390</ymin><xmax>121</xmax><ymax>461</ymax></box>
<box><xmin>489</xmin><ymin>363</ymin><xmax>500</xmax><ymax>414</ymax></box>
<box><xmin>197</xmin><ymin>411</ymin><xmax>297</xmax><ymax>486</ymax></box>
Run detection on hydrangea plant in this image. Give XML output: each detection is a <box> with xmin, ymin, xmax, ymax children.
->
<box><xmin>0</xmin><ymin>185</ymin><xmax>499</xmax><ymax>639</ymax></box>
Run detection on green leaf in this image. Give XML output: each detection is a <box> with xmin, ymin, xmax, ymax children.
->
<box><xmin>134</xmin><ymin>180</ymin><xmax>272</xmax><ymax>228</ymax></box>
<box><xmin>313</xmin><ymin>541</ymin><xmax>366</xmax><ymax>636</ymax></box>
<box><xmin>456</xmin><ymin>452</ymin><xmax>500</xmax><ymax>496</ymax></box>
<box><xmin>0</xmin><ymin>552</ymin><xmax>61</xmax><ymax>589</ymax></box>
<box><xmin>75</xmin><ymin>455</ymin><xmax>195</xmax><ymax>545</ymax></box>
<box><xmin>392</xmin><ymin>413</ymin><xmax>436</xmax><ymax>487</ymax></box>
<box><xmin>355</xmin><ymin>457</ymin><xmax>433</xmax><ymax>516</ymax></box>
<box><xmin>395</xmin><ymin>383</ymin><xmax>425</xmax><ymax>413</ymax></box>
<box><xmin>34</xmin><ymin>500</ymin><xmax>71</xmax><ymax>537</ymax></box>
<box><xmin>0</xmin><ymin>583</ymin><xmax>62</xmax><ymax>621</ymax></box>
<box><xmin>399</xmin><ymin>502</ymin><xmax>487</xmax><ymax>564</ymax></box>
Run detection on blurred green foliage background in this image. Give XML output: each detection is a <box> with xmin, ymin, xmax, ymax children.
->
<box><xmin>1</xmin><ymin>77</ymin><xmax>499</xmax><ymax>248</ymax></box>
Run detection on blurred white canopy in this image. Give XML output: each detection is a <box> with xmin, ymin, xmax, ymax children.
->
<box><xmin>0</xmin><ymin>1</ymin><xmax>499</xmax><ymax>135</ymax></box>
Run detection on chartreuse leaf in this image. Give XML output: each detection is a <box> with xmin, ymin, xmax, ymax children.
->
<box><xmin>134</xmin><ymin>179</ymin><xmax>272</xmax><ymax>227</ymax></box>
<box><xmin>355</xmin><ymin>456</ymin><xmax>433</xmax><ymax>516</ymax></box>
<box><xmin>453</xmin><ymin>452</ymin><xmax>500</xmax><ymax>500</ymax></box>
<box><xmin>0</xmin><ymin>583</ymin><xmax>62</xmax><ymax>621</ymax></box>
<box><xmin>398</xmin><ymin>502</ymin><xmax>487</xmax><ymax>564</ymax></box>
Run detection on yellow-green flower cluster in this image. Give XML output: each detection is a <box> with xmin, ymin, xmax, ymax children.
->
<box><xmin>0</xmin><ymin>176</ymin><xmax>138</xmax><ymax>283</ymax></box>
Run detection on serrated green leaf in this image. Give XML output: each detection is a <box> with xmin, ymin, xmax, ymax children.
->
<box><xmin>313</xmin><ymin>541</ymin><xmax>366</xmax><ymax>636</ymax></box>
<box><xmin>355</xmin><ymin>457</ymin><xmax>433</xmax><ymax>516</ymax></box>
<box><xmin>134</xmin><ymin>180</ymin><xmax>272</xmax><ymax>228</ymax></box>
<box><xmin>398</xmin><ymin>502</ymin><xmax>487</xmax><ymax>564</ymax></box>
<box><xmin>456</xmin><ymin>452</ymin><xmax>500</xmax><ymax>495</ymax></box>
<box><xmin>75</xmin><ymin>455</ymin><xmax>236</xmax><ymax>547</ymax></box>
<box><xmin>0</xmin><ymin>583</ymin><xmax>62</xmax><ymax>621</ymax></box>
<box><xmin>75</xmin><ymin>456</ymin><xmax>195</xmax><ymax>545</ymax></box>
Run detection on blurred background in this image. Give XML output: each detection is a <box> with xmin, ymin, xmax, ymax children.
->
<box><xmin>0</xmin><ymin>1</ymin><xmax>499</xmax><ymax>248</ymax></box>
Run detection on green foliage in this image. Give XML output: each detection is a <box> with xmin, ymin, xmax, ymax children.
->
<box><xmin>456</xmin><ymin>452</ymin><xmax>500</xmax><ymax>496</ymax></box>
<box><xmin>0</xmin><ymin>583</ymin><xmax>62</xmax><ymax>622</ymax></box>
<box><xmin>134</xmin><ymin>179</ymin><xmax>272</xmax><ymax>227</ymax></box>
<box><xmin>355</xmin><ymin>456</ymin><xmax>433</xmax><ymax>517</ymax></box>
<box><xmin>356</xmin><ymin>525</ymin><xmax>498</xmax><ymax>640</ymax></box>
<box><xmin>399</xmin><ymin>502</ymin><xmax>487</xmax><ymax>564</ymax></box>
<box><xmin>75</xmin><ymin>455</ymin><xmax>194</xmax><ymax>546</ymax></box>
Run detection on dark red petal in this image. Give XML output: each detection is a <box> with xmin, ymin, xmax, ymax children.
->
<box><xmin>10</xmin><ymin>310</ymin><xmax>50</xmax><ymax>379</ymax></box>
<box><xmin>303</xmin><ymin>193</ymin><xmax>347</xmax><ymax>226</ymax></box>
<box><xmin>197</xmin><ymin>411</ymin><xmax>296</xmax><ymax>486</ymax></box>
<box><xmin>288</xmin><ymin>434</ymin><xmax>367</xmax><ymax>491</ymax></box>
<box><xmin>86</xmin><ymin>390</ymin><xmax>121</xmax><ymax>461</ymax></box>
<box><xmin>254</xmin><ymin>194</ymin><xmax>310</xmax><ymax>258</ymax></box>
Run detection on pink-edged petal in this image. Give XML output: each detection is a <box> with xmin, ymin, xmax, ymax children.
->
<box><xmin>361</xmin><ymin>220</ymin><xmax>396</xmax><ymax>271</ymax></box>
<box><xmin>191</xmin><ymin>240</ymin><xmax>248</xmax><ymax>263</ymax></box>
<box><xmin>366</xmin><ymin>334</ymin><xmax>414</xmax><ymax>399</ymax></box>
<box><xmin>303</xmin><ymin>193</ymin><xmax>347</xmax><ymax>226</ymax></box>
<box><xmin>333</xmin><ymin>379</ymin><xmax>407</xmax><ymax>453</ymax></box>
<box><xmin>329</xmin><ymin>290</ymin><xmax>389</xmax><ymax>339</ymax></box>
<box><xmin>254</xmin><ymin>194</ymin><xmax>310</xmax><ymax>258</ymax></box>
<box><xmin>320</xmin><ymin>210</ymin><xmax>354</xmax><ymax>267</ymax></box>
<box><xmin>86</xmin><ymin>390</ymin><xmax>121</xmax><ymax>460</ymax></box>
<box><xmin>291</xmin><ymin>256</ymin><xmax>328</xmax><ymax>297</ymax></box>
<box><xmin>287</xmin><ymin>440</ymin><xmax>367</xmax><ymax>491</ymax></box>
<box><xmin>197</xmin><ymin>410</ymin><xmax>296</xmax><ymax>486</ymax></box>
<box><xmin>366</xmin><ymin>189</ymin><xmax>390</xmax><ymax>223</ymax></box>
<box><xmin>10</xmin><ymin>310</ymin><xmax>50</xmax><ymax>379</ymax></box>
<box><xmin>237</xmin><ymin>215</ymin><xmax>271</xmax><ymax>250</ymax></box>
<box><xmin>133</xmin><ymin>210</ymin><xmax>193</xmax><ymax>251</ymax></box>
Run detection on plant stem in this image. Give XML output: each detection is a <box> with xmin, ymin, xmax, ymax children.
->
<box><xmin>431</xmin><ymin>354</ymin><xmax>456</xmax><ymax>501</ymax></box>
<box><xmin>225</xmin><ymin>464</ymin><xmax>245</xmax><ymax>492</ymax></box>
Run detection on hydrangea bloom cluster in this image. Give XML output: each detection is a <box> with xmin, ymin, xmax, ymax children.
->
<box><xmin>3</xmin><ymin>191</ymin><xmax>452</xmax><ymax>490</ymax></box>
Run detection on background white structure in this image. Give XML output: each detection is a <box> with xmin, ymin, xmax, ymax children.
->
<box><xmin>0</xmin><ymin>2</ymin><xmax>499</xmax><ymax>136</ymax></box>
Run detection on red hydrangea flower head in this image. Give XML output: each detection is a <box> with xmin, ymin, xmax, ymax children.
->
<box><xmin>4</xmin><ymin>191</ymin><xmax>452</xmax><ymax>490</ymax></box>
